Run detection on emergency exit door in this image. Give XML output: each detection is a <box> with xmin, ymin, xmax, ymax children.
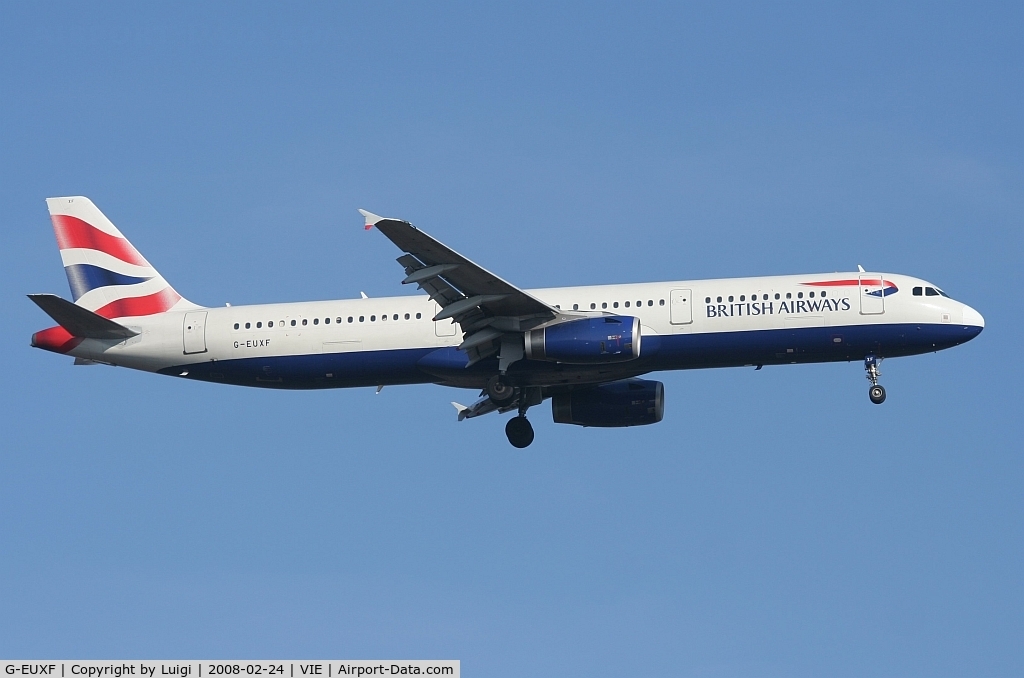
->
<box><xmin>183</xmin><ymin>311</ymin><xmax>208</xmax><ymax>354</ymax></box>
<box><xmin>670</xmin><ymin>289</ymin><xmax>693</xmax><ymax>324</ymax></box>
<box><xmin>434</xmin><ymin>302</ymin><xmax>457</xmax><ymax>337</ymax></box>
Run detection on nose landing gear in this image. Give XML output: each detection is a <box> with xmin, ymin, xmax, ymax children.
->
<box><xmin>865</xmin><ymin>355</ymin><xmax>886</xmax><ymax>404</ymax></box>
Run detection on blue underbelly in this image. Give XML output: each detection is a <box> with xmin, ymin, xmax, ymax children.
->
<box><xmin>160</xmin><ymin>323</ymin><xmax>980</xmax><ymax>390</ymax></box>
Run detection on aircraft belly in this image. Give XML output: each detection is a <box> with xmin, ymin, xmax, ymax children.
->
<box><xmin>159</xmin><ymin>346</ymin><xmax>438</xmax><ymax>389</ymax></box>
<box><xmin>652</xmin><ymin>322</ymin><xmax>981</xmax><ymax>369</ymax></box>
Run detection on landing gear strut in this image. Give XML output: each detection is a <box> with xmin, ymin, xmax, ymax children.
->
<box><xmin>865</xmin><ymin>355</ymin><xmax>886</xmax><ymax>404</ymax></box>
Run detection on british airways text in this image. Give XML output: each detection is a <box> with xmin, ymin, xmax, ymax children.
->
<box><xmin>706</xmin><ymin>298</ymin><xmax>851</xmax><ymax>318</ymax></box>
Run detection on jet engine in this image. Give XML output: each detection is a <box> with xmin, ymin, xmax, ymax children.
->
<box><xmin>551</xmin><ymin>378</ymin><xmax>664</xmax><ymax>427</ymax></box>
<box><xmin>524</xmin><ymin>315</ymin><xmax>641</xmax><ymax>364</ymax></box>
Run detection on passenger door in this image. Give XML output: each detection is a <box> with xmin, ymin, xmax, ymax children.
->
<box><xmin>183</xmin><ymin>311</ymin><xmax>208</xmax><ymax>354</ymax></box>
<box><xmin>859</xmin><ymin>276</ymin><xmax>885</xmax><ymax>315</ymax></box>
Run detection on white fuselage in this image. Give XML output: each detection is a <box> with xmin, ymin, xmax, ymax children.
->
<box><xmin>56</xmin><ymin>271</ymin><xmax>984</xmax><ymax>392</ymax></box>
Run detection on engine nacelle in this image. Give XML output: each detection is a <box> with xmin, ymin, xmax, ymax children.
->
<box><xmin>525</xmin><ymin>315</ymin><xmax>641</xmax><ymax>364</ymax></box>
<box><xmin>551</xmin><ymin>379</ymin><xmax>665</xmax><ymax>427</ymax></box>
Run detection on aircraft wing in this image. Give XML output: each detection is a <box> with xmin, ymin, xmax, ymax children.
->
<box><xmin>361</xmin><ymin>210</ymin><xmax>560</xmax><ymax>365</ymax></box>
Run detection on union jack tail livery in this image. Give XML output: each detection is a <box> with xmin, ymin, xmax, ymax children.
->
<box><xmin>46</xmin><ymin>196</ymin><xmax>196</xmax><ymax>318</ymax></box>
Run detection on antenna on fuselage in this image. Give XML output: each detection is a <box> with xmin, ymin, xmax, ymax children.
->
<box><xmin>857</xmin><ymin>265</ymin><xmax>866</xmax><ymax>273</ymax></box>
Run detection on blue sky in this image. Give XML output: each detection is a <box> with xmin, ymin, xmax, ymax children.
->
<box><xmin>1</xmin><ymin>2</ymin><xmax>1021</xmax><ymax>675</ymax></box>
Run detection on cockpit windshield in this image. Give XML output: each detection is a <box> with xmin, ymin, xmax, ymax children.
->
<box><xmin>913</xmin><ymin>286</ymin><xmax>950</xmax><ymax>298</ymax></box>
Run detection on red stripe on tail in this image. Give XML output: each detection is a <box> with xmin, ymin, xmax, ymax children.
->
<box><xmin>51</xmin><ymin>215</ymin><xmax>149</xmax><ymax>267</ymax></box>
<box><xmin>93</xmin><ymin>288</ymin><xmax>181</xmax><ymax>319</ymax></box>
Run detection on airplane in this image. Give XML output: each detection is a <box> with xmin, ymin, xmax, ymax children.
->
<box><xmin>29</xmin><ymin>196</ymin><xmax>984</xmax><ymax>447</ymax></box>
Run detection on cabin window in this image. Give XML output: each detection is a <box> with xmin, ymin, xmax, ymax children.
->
<box><xmin>591</xmin><ymin>303</ymin><xmax>596</xmax><ymax>310</ymax></box>
<box><xmin>416</xmin><ymin>313</ymin><xmax>422</xmax><ymax>319</ymax></box>
<box><xmin>336</xmin><ymin>317</ymin><xmax>342</xmax><ymax>323</ymax></box>
<box><xmin>302</xmin><ymin>319</ymin><xmax>308</xmax><ymax>325</ymax></box>
<box><xmin>325</xmin><ymin>317</ymin><xmax>331</xmax><ymax>324</ymax></box>
<box><xmin>798</xmin><ymin>292</ymin><xmax>803</xmax><ymax>298</ymax></box>
<box><xmin>405</xmin><ymin>313</ymin><xmax>410</xmax><ymax>320</ymax></box>
<box><xmin>393</xmin><ymin>314</ymin><xmax>398</xmax><ymax>320</ymax></box>
<box><xmin>774</xmin><ymin>293</ymin><xmax>780</xmax><ymax>300</ymax></box>
<box><xmin>268</xmin><ymin>321</ymin><xmax>274</xmax><ymax>328</ymax></box>
<box><xmin>820</xmin><ymin>291</ymin><xmax>826</xmax><ymax>297</ymax></box>
<box><xmin>233</xmin><ymin>323</ymin><xmax>239</xmax><ymax>330</ymax></box>
<box><xmin>809</xmin><ymin>292</ymin><xmax>815</xmax><ymax>298</ymax></box>
<box><xmin>291</xmin><ymin>319</ymin><xmax>297</xmax><ymax>326</ymax></box>
<box><xmin>572</xmin><ymin>304</ymin><xmax>579</xmax><ymax>310</ymax></box>
<box><xmin>648</xmin><ymin>300</ymin><xmax>654</xmax><ymax>306</ymax></box>
<box><xmin>313</xmin><ymin>318</ymin><xmax>319</xmax><ymax>325</ymax></box>
<box><xmin>624</xmin><ymin>301</ymin><xmax>630</xmax><ymax>308</ymax></box>
<box><xmin>359</xmin><ymin>316</ymin><xmax>365</xmax><ymax>322</ymax></box>
<box><xmin>659</xmin><ymin>299</ymin><xmax>665</xmax><ymax>306</ymax></box>
<box><xmin>245</xmin><ymin>322</ymin><xmax>251</xmax><ymax>329</ymax></box>
<box><xmin>381</xmin><ymin>314</ymin><xmax>386</xmax><ymax>321</ymax></box>
<box><xmin>613</xmin><ymin>302</ymin><xmax>619</xmax><ymax>308</ymax></box>
<box><xmin>371</xmin><ymin>315</ymin><xmax>376</xmax><ymax>321</ymax></box>
<box><xmin>739</xmin><ymin>295</ymin><xmax>745</xmax><ymax>302</ymax></box>
<box><xmin>705</xmin><ymin>297</ymin><xmax>710</xmax><ymax>303</ymax></box>
<box><xmin>786</xmin><ymin>293</ymin><xmax>792</xmax><ymax>299</ymax></box>
<box><xmin>256</xmin><ymin>322</ymin><xmax>262</xmax><ymax>328</ymax></box>
<box><xmin>728</xmin><ymin>296</ymin><xmax>734</xmax><ymax>302</ymax></box>
<box><xmin>602</xmin><ymin>302</ymin><xmax>607</xmax><ymax>309</ymax></box>
<box><xmin>637</xmin><ymin>300</ymin><xmax>642</xmax><ymax>307</ymax></box>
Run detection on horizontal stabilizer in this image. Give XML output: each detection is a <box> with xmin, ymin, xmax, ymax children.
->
<box><xmin>28</xmin><ymin>294</ymin><xmax>139</xmax><ymax>340</ymax></box>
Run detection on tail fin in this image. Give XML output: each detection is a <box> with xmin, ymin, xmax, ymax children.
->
<box><xmin>45</xmin><ymin>196</ymin><xmax>198</xmax><ymax>318</ymax></box>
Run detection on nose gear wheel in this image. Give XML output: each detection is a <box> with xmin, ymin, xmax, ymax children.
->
<box><xmin>864</xmin><ymin>356</ymin><xmax>886</xmax><ymax>405</ymax></box>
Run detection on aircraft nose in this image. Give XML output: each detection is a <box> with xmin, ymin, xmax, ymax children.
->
<box><xmin>962</xmin><ymin>304</ymin><xmax>985</xmax><ymax>329</ymax></box>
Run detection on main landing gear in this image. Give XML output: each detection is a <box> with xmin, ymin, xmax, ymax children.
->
<box><xmin>486</xmin><ymin>374</ymin><xmax>516</xmax><ymax>406</ymax></box>
<box><xmin>865</xmin><ymin>355</ymin><xmax>886</xmax><ymax>404</ymax></box>
<box><xmin>486</xmin><ymin>375</ymin><xmax>538</xmax><ymax>448</ymax></box>
<box><xmin>505</xmin><ymin>415</ymin><xmax>535</xmax><ymax>448</ymax></box>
